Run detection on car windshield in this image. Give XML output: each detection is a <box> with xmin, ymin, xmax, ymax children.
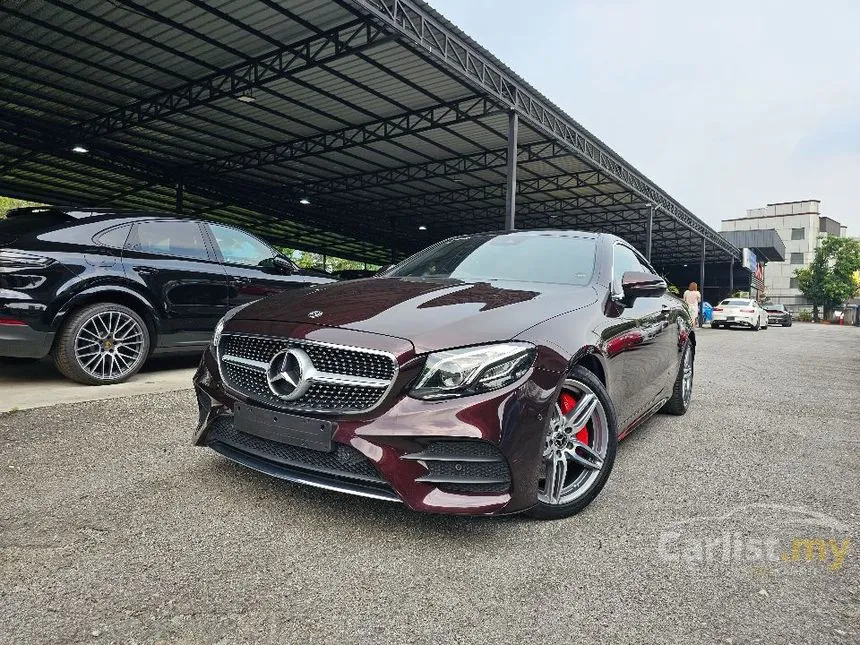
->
<box><xmin>719</xmin><ymin>299</ymin><xmax>751</xmax><ymax>306</ymax></box>
<box><xmin>388</xmin><ymin>233</ymin><xmax>596</xmax><ymax>285</ymax></box>
<box><xmin>765</xmin><ymin>304</ymin><xmax>784</xmax><ymax>311</ymax></box>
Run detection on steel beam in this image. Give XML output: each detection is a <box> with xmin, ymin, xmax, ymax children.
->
<box><xmin>71</xmin><ymin>19</ymin><xmax>388</xmax><ymax>141</ymax></box>
<box><xmin>505</xmin><ymin>111</ymin><xmax>518</xmax><ymax>230</ymax></box>
<box><xmin>296</xmin><ymin>141</ymin><xmax>579</xmax><ymax>198</ymax></box>
<box><xmin>346</xmin><ymin>179</ymin><xmax>632</xmax><ymax>218</ymax></box>
<box><xmin>347</xmin><ymin>0</ymin><xmax>741</xmax><ymax>261</ymax></box>
<box><xmin>0</xmin><ymin>110</ymin><xmax>410</xmax><ymax>252</ymax></box>
<box><xmin>175</xmin><ymin>181</ymin><xmax>184</xmax><ymax>215</ymax></box>
<box><xmin>645</xmin><ymin>205</ymin><xmax>654</xmax><ymax>262</ymax></box>
<box><xmin>729</xmin><ymin>259</ymin><xmax>734</xmax><ymax>293</ymax></box>
<box><xmin>193</xmin><ymin>96</ymin><xmax>499</xmax><ymax>176</ymax></box>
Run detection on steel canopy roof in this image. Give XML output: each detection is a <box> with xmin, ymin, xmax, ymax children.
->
<box><xmin>0</xmin><ymin>0</ymin><xmax>741</xmax><ymax>267</ymax></box>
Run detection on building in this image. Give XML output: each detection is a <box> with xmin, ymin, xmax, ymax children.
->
<box><xmin>721</xmin><ymin>200</ymin><xmax>847</xmax><ymax>312</ymax></box>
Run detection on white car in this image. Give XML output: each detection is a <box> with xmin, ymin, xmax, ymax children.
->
<box><xmin>711</xmin><ymin>298</ymin><xmax>769</xmax><ymax>330</ymax></box>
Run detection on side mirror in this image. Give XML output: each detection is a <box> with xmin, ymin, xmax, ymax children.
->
<box><xmin>620</xmin><ymin>271</ymin><xmax>667</xmax><ymax>305</ymax></box>
<box><xmin>273</xmin><ymin>255</ymin><xmax>294</xmax><ymax>274</ymax></box>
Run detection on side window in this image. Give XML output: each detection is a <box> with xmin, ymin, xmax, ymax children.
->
<box><xmin>94</xmin><ymin>223</ymin><xmax>131</xmax><ymax>249</ymax></box>
<box><xmin>612</xmin><ymin>244</ymin><xmax>647</xmax><ymax>293</ymax></box>
<box><xmin>210</xmin><ymin>224</ymin><xmax>275</xmax><ymax>267</ymax></box>
<box><xmin>127</xmin><ymin>221</ymin><xmax>210</xmax><ymax>261</ymax></box>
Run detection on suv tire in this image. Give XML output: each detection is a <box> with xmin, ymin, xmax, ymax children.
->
<box><xmin>53</xmin><ymin>302</ymin><xmax>150</xmax><ymax>385</ymax></box>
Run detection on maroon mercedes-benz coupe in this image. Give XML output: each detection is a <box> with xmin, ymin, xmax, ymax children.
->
<box><xmin>193</xmin><ymin>230</ymin><xmax>695</xmax><ymax>519</ymax></box>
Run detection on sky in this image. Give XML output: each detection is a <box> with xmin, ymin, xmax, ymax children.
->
<box><xmin>429</xmin><ymin>0</ymin><xmax>860</xmax><ymax>235</ymax></box>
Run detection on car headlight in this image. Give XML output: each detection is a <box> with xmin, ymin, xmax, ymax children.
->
<box><xmin>410</xmin><ymin>342</ymin><xmax>536</xmax><ymax>400</ymax></box>
<box><xmin>212</xmin><ymin>301</ymin><xmax>256</xmax><ymax>348</ymax></box>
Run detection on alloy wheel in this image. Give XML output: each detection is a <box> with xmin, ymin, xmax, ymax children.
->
<box><xmin>74</xmin><ymin>310</ymin><xmax>145</xmax><ymax>381</ymax></box>
<box><xmin>538</xmin><ymin>381</ymin><xmax>609</xmax><ymax>505</ymax></box>
<box><xmin>681</xmin><ymin>345</ymin><xmax>693</xmax><ymax>406</ymax></box>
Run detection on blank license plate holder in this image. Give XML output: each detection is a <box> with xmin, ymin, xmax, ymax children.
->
<box><xmin>233</xmin><ymin>401</ymin><xmax>335</xmax><ymax>452</ymax></box>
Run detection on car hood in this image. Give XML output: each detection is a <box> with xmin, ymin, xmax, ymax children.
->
<box><xmin>235</xmin><ymin>276</ymin><xmax>598</xmax><ymax>354</ymax></box>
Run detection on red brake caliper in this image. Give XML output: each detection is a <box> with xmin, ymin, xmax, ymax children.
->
<box><xmin>558</xmin><ymin>392</ymin><xmax>590</xmax><ymax>444</ymax></box>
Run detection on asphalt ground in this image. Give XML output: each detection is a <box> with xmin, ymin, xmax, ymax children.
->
<box><xmin>1</xmin><ymin>323</ymin><xmax>858</xmax><ymax>644</ymax></box>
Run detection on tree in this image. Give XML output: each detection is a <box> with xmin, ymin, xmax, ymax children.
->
<box><xmin>794</xmin><ymin>236</ymin><xmax>860</xmax><ymax>322</ymax></box>
<box><xmin>275</xmin><ymin>247</ymin><xmax>377</xmax><ymax>273</ymax></box>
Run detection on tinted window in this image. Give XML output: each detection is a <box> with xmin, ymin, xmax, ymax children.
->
<box><xmin>791</xmin><ymin>228</ymin><xmax>805</xmax><ymax>240</ymax></box>
<box><xmin>612</xmin><ymin>244</ymin><xmax>648</xmax><ymax>292</ymax></box>
<box><xmin>388</xmin><ymin>233</ymin><xmax>596</xmax><ymax>285</ymax></box>
<box><xmin>95</xmin><ymin>224</ymin><xmax>131</xmax><ymax>249</ymax></box>
<box><xmin>127</xmin><ymin>221</ymin><xmax>209</xmax><ymax>260</ymax></box>
<box><xmin>719</xmin><ymin>299</ymin><xmax>751</xmax><ymax>306</ymax></box>
<box><xmin>210</xmin><ymin>224</ymin><xmax>275</xmax><ymax>267</ymax></box>
<box><xmin>790</xmin><ymin>252</ymin><xmax>804</xmax><ymax>264</ymax></box>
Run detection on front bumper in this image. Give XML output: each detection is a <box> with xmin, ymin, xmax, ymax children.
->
<box><xmin>192</xmin><ymin>343</ymin><xmax>562</xmax><ymax>515</ymax></box>
<box><xmin>0</xmin><ymin>322</ymin><xmax>54</xmax><ymax>358</ymax></box>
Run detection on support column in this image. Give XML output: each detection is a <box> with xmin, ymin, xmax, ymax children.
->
<box><xmin>729</xmin><ymin>258</ymin><xmax>734</xmax><ymax>294</ymax></box>
<box><xmin>504</xmin><ymin>111</ymin><xmax>518</xmax><ymax>231</ymax></box>
<box><xmin>389</xmin><ymin>216</ymin><xmax>396</xmax><ymax>264</ymax></box>
<box><xmin>699</xmin><ymin>237</ymin><xmax>706</xmax><ymax>325</ymax></box>
<box><xmin>175</xmin><ymin>181</ymin><xmax>184</xmax><ymax>215</ymax></box>
<box><xmin>645</xmin><ymin>205</ymin><xmax>654</xmax><ymax>262</ymax></box>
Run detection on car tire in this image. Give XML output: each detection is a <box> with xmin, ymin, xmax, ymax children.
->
<box><xmin>661</xmin><ymin>340</ymin><xmax>693</xmax><ymax>416</ymax></box>
<box><xmin>753</xmin><ymin>319</ymin><xmax>760</xmax><ymax>331</ymax></box>
<box><xmin>526</xmin><ymin>365</ymin><xmax>618</xmax><ymax>520</ymax></box>
<box><xmin>53</xmin><ymin>302</ymin><xmax>150</xmax><ymax>385</ymax></box>
<box><xmin>712</xmin><ymin>322</ymin><xmax>720</xmax><ymax>329</ymax></box>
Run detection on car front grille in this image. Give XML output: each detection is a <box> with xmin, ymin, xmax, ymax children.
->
<box><xmin>219</xmin><ymin>334</ymin><xmax>397</xmax><ymax>414</ymax></box>
<box><xmin>207</xmin><ymin>416</ymin><xmax>385</xmax><ymax>482</ymax></box>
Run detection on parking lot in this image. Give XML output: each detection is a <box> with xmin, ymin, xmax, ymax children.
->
<box><xmin>1</xmin><ymin>323</ymin><xmax>858</xmax><ymax>644</ymax></box>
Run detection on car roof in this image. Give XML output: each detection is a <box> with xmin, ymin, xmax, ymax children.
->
<box><xmin>7</xmin><ymin>206</ymin><xmax>178</xmax><ymax>220</ymax></box>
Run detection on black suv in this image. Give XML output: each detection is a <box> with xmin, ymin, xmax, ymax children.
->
<box><xmin>0</xmin><ymin>207</ymin><xmax>333</xmax><ymax>384</ymax></box>
<box><xmin>763</xmin><ymin>303</ymin><xmax>792</xmax><ymax>327</ymax></box>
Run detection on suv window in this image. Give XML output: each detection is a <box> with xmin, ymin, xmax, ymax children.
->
<box><xmin>127</xmin><ymin>221</ymin><xmax>209</xmax><ymax>261</ymax></box>
<box><xmin>210</xmin><ymin>224</ymin><xmax>275</xmax><ymax>267</ymax></box>
<box><xmin>612</xmin><ymin>244</ymin><xmax>648</xmax><ymax>292</ymax></box>
<box><xmin>94</xmin><ymin>224</ymin><xmax>132</xmax><ymax>249</ymax></box>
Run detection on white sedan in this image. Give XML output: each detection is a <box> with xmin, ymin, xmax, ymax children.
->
<box><xmin>711</xmin><ymin>298</ymin><xmax>769</xmax><ymax>330</ymax></box>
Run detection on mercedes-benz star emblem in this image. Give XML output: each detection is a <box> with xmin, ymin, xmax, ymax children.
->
<box><xmin>266</xmin><ymin>348</ymin><xmax>314</xmax><ymax>400</ymax></box>
<box><xmin>307</xmin><ymin>310</ymin><xmax>323</xmax><ymax>319</ymax></box>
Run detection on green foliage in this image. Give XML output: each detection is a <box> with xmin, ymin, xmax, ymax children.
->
<box><xmin>276</xmin><ymin>247</ymin><xmax>378</xmax><ymax>273</ymax></box>
<box><xmin>0</xmin><ymin>196</ymin><xmax>42</xmax><ymax>218</ymax></box>
<box><xmin>794</xmin><ymin>236</ymin><xmax>860</xmax><ymax>321</ymax></box>
<box><xmin>796</xmin><ymin>309</ymin><xmax>813</xmax><ymax>322</ymax></box>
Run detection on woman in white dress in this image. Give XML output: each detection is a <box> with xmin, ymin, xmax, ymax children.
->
<box><xmin>682</xmin><ymin>282</ymin><xmax>702</xmax><ymax>327</ymax></box>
